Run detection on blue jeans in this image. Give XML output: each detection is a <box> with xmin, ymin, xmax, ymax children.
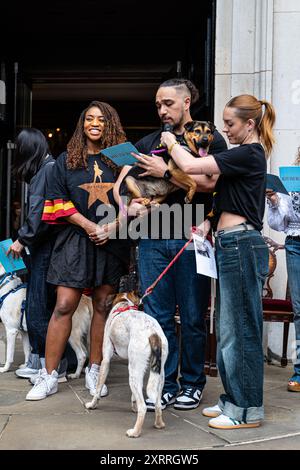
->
<box><xmin>215</xmin><ymin>230</ymin><xmax>269</xmax><ymax>423</ymax></box>
<box><xmin>26</xmin><ymin>240</ymin><xmax>57</xmax><ymax>357</ymax></box>
<box><xmin>285</xmin><ymin>237</ymin><xmax>300</xmax><ymax>381</ymax></box>
<box><xmin>138</xmin><ymin>239</ymin><xmax>210</xmax><ymax>396</ymax></box>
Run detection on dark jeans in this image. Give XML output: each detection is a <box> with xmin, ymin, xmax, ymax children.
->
<box><xmin>215</xmin><ymin>230</ymin><xmax>269</xmax><ymax>422</ymax></box>
<box><xmin>138</xmin><ymin>239</ymin><xmax>210</xmax><ymax>396</ymax></box>
<box><xmin>286</xmin><ymin>237</ymin><xmax>300</xmax><ymax>381</ymax></box>
<box><xmin>26</xmin><ymin>240</ymin><xmax>57</xmax><ymax>357</ymax></box>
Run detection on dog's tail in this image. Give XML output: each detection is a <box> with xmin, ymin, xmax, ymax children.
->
<box><xmin>149</xmin><ymin>333</ymin><xmax>162</xmax><ymax>374</ymax></box>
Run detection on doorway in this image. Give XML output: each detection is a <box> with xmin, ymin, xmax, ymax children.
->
<box><xmin>0</xmin><ymin>0</ymin><xmax>216</xmax><ymax>238</ymax></box>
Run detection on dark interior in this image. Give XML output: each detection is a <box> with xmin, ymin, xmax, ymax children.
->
<box><xmin>0</xmin><ymin>0</ymin><xmax>215</xmax><ymax>237</ymax></box>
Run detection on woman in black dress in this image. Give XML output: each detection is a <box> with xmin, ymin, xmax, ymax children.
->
<box><xmin>26</xmin><ymin>101</ymin><xmax>128</xmax><ymax>401</ymax></box>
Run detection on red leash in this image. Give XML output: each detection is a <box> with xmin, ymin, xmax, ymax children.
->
<box><xmin>140</xmin><ymin>227</ymin><xmax>199</xmax><ymax>304</ymax></box>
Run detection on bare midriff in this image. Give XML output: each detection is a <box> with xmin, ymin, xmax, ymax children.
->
<box><xmin>217</xmin><ymin>211</ymin><xmax>247</xmax><ymax>231</ymax></box>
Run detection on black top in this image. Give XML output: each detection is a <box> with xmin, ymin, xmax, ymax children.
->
<box><xmin>135</xmin><ymin>128</ymin><xmax>227</xmax><ymax>239</ymax></box>
<box><xmin>213</xmin><ymin>143</ymin><xmax>267</xmax><ymax>231</ymax></box>
<box><xmin>18</xmin><ymin>156</ymin><xmax>58</xmax><ymax>246</ymax></box>
<box><xmin>48</xmin><ymin>151</ymin><xmax>118</xmax><ymax>223</ymax></box>
<box><xmin>47</xmin><ymin>151</ymin><xmax>130</xmax><ymax>264</ymax></box>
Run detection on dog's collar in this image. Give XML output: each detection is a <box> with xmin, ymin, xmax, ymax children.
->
<box><xmin>112</xmin><ymin>305</ymin><xmax>139</xmax><ymax>317</ymax></box>
<box><xmin>0</xmin><ymin>272</ymin><xmax>15</xmax><ymax>289</ymax></box>
<box><xmin>0</xmin><ymin>283</ymin><xmax>27</xmax><ymax>310</ymax></box>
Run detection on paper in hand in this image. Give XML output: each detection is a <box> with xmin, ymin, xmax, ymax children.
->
<box><xmin>100</xmin><ymin>142</ymin><xmax>140</xmax><ymax>167</ymax></box>
<box><xmin>192</xmin><ymin>233</ymin><xmax>217</xmax><ymax>279</ymax></box>
<box><xmin>266</xmin><ymin>173</ymin><xmax>289</xmax><ymax>195</ymax></box>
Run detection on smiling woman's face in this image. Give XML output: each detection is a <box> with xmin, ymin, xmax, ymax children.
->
<box><xmin>84</xmin><ymin>106</ymin><xmax>105</xmax><ymax>143</ymax></box>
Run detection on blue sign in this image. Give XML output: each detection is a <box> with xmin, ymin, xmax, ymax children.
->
<box><xmin>101</xmin><ymin>142</ymin><xmax>141</xmax><ymax>167</ymax></box>
<box><xmin>279</xmin><ymin>166</ymin><xmax>300</xmax><ymax>192</ymax></box>
<box><xmin>0</xmin><ymin>239</ymin><xmax>27</xmax><ymax>274</ymax></box>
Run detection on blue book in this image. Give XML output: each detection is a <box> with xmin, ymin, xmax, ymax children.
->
<box><xmin>100</xmin><ymin>142</ymin><xmax>141</xmax><ymax>167</ymax></box>
<box><xmin>0</xmin><ymin>239</ymin><xmax>27</xmax><ymax>274</ymax></box>
<box><xmin>266</xmin><ymin>173</ymin><xmax>289</xmax><ymax>195</ymax></box>
<box><xmin>279</xmin><ymin>166</ymin><xmax>300</xmax><ymax>192</ymax></box>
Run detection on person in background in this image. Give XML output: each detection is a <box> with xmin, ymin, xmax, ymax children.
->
<box><xmin>267</xmin><ymin>147</ymin><xmax>300</xmax><ymax>392</ymax></box>
<box><xmin>26</xmin><ymin>101</ymin><xmax>129</xmax><ymax>401</ymax></box>
<box><xmin>137</xmin><ymin>94</ymin><xmax>276</xmax><ymax>429</ymax></box>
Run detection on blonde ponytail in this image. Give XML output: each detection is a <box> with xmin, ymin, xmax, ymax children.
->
<box><xmin>258</xmin><ymin>100</ymin><xmax>276</xmax><ymax>157</ymax></box>
<box><xmin>226</xmin><ymin>94</ymin><xmax>276</xmax><ymax>157</ymax></box>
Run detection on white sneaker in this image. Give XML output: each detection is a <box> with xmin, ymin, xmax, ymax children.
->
<box><xmin>26</xmin><ymin>368</ymin><xmax>58</xmax><ymax>401</ymax></box>
<box><xmin>208</xmin><ymin>413</ymin><xmax>261</xmax><ymax>429</ymax></box>
<box><xmin>202</xmin><ymin>404</ymin><xmax>222</xmax><ymax>417</ymax></box>
<box><xmin>15</xmin><ymin>366</ymin><xmax>40</xmax><ymax>378</ymax></box>
<box><xmin>29</xmin><ymin>370</ymin><xmax>67</xmax><ymax>385</ymax></box>
<box><xmin>85</xmin><ymin>365</ymin><xmax>108</xmax><ymax>397</ymax></box>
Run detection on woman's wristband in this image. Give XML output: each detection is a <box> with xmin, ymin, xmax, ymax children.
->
<box><xmin>168</xmin><ymin>141</ymin><xmax>179</xmax><ymax>154</ymax></box>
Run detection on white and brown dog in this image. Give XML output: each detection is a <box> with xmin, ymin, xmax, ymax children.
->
<box><xmin>0</xmin><ymin>263</ymin><xmax>93</xmax><ymax>377</ymax></box>
<box><xmin>85</xmin><ymin>291</ymin><xmax>168</xmax><ymax>438</ymax></box>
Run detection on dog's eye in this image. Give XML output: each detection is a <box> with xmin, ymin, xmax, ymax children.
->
<box><xmin>194</xmin><ymin>130</ymin><xmax>201</xmax><ymax>135</ymax></box>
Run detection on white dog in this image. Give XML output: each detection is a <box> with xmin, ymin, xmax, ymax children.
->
<box><xmin>85</xmin><ymin>291</ymin><xmax>168</xmax><ymax>438</ymax></box>
<box><xmin>0</xmin><ymin>267</ymin><xmax>30</xmax><ymax>373</ymax></box>
<box><xmin>67</xmin><ymin>293</ymin><xmax>93</xmax><ymax>380</ymax></box>
<box><xmin>0</xmin><ymin>263</ymin><xmax>93</xmax><ymax>377</ymax></box>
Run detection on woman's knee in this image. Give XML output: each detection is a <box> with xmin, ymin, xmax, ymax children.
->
<box><xmin>53</xmin><ymin>300</ymin><xmax>77</xmax><ymax>319</ymax></box>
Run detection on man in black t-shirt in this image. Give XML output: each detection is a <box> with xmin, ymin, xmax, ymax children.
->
<box><xmin>126</xmin><ymin>79</ymin><xmax>227</xmax><ymax>411</ymax></box>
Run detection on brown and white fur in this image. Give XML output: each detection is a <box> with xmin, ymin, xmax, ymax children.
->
<box><xmin>120</xmin><ymin>120</ymin><xmax>215</xmax><ymax>206</ymax></box>
<box><xmin>0</xmin><ymin>263</ymin><xmax>93</xmax><ymax>377</ymax></box>
<box><xmin>85</xmin><ymin>291</ymin><xmax>168</xmax><ymax>438</ymax></box>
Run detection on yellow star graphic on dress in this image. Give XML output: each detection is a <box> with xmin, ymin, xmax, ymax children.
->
<box><xmin>79</xmin><ymin>182</ymin><xmax>115</xmax><ymax>207</ymax></box>
<box><xmin>78</xmin><ymin>160</ymin><xmax>114</xmax><ymax>208</ymax></box>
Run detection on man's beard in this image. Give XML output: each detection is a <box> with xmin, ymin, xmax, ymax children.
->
<box><xmin>161</xmin><ymin>117</ymin><xmax>184</xmax><ymax>133</ymax></box>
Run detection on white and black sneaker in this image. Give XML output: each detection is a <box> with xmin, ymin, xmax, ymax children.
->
<box><xmin>145</xmin><ymin>392</ymin><xmax>176</xmax><ymax>412</ymax></box>
<box><xmin>173</xmin><ymin>387</ymin><xmax>202</xmax><ymax>410</ymax></box>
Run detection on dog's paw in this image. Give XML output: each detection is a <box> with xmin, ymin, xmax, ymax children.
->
<box><xmin>126</xmin><ymin>428</ymin><xmax>140</xmax><ymax>438</ymax></box>
<box><xmin>0</xmin><ymin>367</ymin><xmax>9</xmax><ymax>373</ymax></box>
<box><xmin>85</xmin><ymin>401</ymin><xmax>96</xmax><ymax>410</ymax></box>
<box><xmin>184</xmin><ymin>195</ymin><xmax>192</xmax><ymax>204</ymax></box>
<box><xmin>154</xmin><ymin>420</ymin><xmax>165</xmax><ymax>430</ymax></box>
<box><xmin>141</xmin><ymin>198</ymin><xmax>151</xmax><ymax>206</ymax></box>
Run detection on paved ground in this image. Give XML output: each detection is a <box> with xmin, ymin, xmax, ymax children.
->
<box><xmin>0</xmin><ymin>324</ymin><xmax>300</xmax><ymax>451</ymax></box>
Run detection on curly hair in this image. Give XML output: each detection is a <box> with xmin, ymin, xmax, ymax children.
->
<box><xmin>66</xmin><ymin>101</ymin><xmax>126</xmax><ymax>170</ymax></box>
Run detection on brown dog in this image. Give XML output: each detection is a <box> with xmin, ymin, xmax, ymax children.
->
<box><xmin>120</xmin><ymin>120</ymin><xmax>215</xmax><ymax>205</ymax></box>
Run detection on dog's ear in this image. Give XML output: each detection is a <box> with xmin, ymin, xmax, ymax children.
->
<box><xmin>184</xmin><ymin>121</ymin><xmax>195</xmax><ymax>132</ymax></box>
<box><xmin>208</xmin><ymin>121</ymin><xmax>216</xmax><ymax>133</ymax></box>
<box><xmin>128</xmin><ymin>290</ymin><xmax>140</xmax><ymax>306</ymax></box>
